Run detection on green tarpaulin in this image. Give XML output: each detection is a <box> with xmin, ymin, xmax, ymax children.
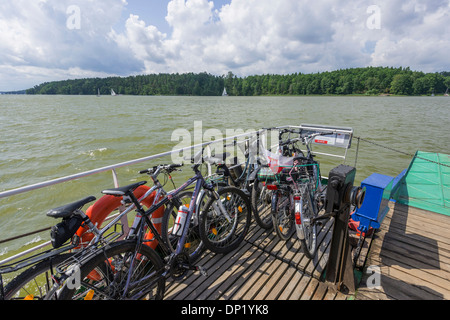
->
<box><xmin>394</xmin><ymin>151</ymin><xmax>450</xmax><ymax>216</ymax></box>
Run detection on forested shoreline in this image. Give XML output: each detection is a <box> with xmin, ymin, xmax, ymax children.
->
<box><xmin>25</xmin><ymin>67</ymin><xmax>450</xmax><ymax>96</ymax></box>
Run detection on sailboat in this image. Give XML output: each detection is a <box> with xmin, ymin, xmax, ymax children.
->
<box><xmin>222</xmin><ymin>87</ymin><xmax>228</xmax><ymax>96</ymax></box>
<box><xmin>445</xmin><ymin>87</ymin><xmax>449</xmax><ymax>97</ymax></box>
<box><xmin>97</xmin><ymin>88</ymin><xmax>100</xmax><ymax>97</ymax></box>
<box><xmin>111</xmin><ymin>89</ymin><xmax>117</xmax><ymax>96</ymax></box>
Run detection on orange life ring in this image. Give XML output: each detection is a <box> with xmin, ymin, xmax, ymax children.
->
<box><xmin>75</xmin><ymin>185</ymin><xmax>164</xmax><ymax>249</ymax></box>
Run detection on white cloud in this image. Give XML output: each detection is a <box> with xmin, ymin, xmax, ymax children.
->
<box><xmin>1</xmin><ymin>0</ymin><xmax>449</xmax><ymax>91</ymax></box>
<box><xmin>0</xmin><ymin>0</ymin><xmax>137</xmax><ymax>90</ymax></box>
<box><xmin>368</xmin><ymin>0</ymin><xmax>450</xmax><ymax>72</ymax></box>
<box><xmin>111</xmin><ymin>0</ymin><xmax>450</xmax><ymax>77</ymax></box>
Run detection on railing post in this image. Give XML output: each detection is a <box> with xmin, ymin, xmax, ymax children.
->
<box><xmin>111</xmin><ymin>169</ymin><xmax>130</xmax><ymax>238</ymax></box>
<box><xmin>111</xmin><ymin>169</ymin><xmax>120</xmax><ymax>188</ymax></box>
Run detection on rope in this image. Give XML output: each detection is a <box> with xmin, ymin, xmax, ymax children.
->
<box><xmin>0</xmin><ymin>227</ymin><xmax>50</xmax><ymax>245</ymax></box>
<box><xmin>354</xmin><ymin>136</ymin><xmax>450</xmax><ymax>169</ymax></box>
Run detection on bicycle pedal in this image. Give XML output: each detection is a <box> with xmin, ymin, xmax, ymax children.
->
<box><xmin>196</xmin><ymin>266</ymin><xmax>208</xmax><ymax>277</ymax></box>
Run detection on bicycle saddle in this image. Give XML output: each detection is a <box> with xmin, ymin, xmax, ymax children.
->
<box><xmin>101</xmin><ymin>181</ymin><xmax>147</xmax><ymax>196</ymax></box>
<box><xmin>47</xmin><ymin>196</ymin><xmax>96</xmax><ymax>219</ymax></box>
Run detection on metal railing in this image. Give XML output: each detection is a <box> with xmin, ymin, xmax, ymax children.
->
<box><xmin>0</xmin><ymin>125</ymin><xmax>353</xmax><ymax>265</ymax></box>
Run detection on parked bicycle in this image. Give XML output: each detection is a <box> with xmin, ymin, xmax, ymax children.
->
<box><xmin>251</xmin><ymin>128</ymin><xmax>304</xmax><ymax>231</ymax></box>
<box><xmin>282</xmin><ymin>130</ymin><xmax>332</xmax><ymax>257</ymax></box>
<box><xmin>255</xmin><ymin>128</ymin><xmax>335</xmax><ymax>258</ymax></box>
<box><xmin>204</xmin><ymin>138</ymin><xmax>268</xmax><ymax>230</ymax></box>
<box><xmin>0</xmin><ymin>164</ymin><xmax>184</xmax><ymax>300</ymax></box>
<box><xmin>55</xmin><ymin>162</ymin><xmax>251</xmax><ymax>300</ymax></box>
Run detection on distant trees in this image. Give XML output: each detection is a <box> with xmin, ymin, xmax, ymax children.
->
<box><xmin>26</xmin><ymin>67</ymin><xmax>450</xmax><ymax>96</ymax></box>
<box><xmin>26</xmin><ymin>72</ymin><xmax>225</xmax><ymax>96</ymax></box>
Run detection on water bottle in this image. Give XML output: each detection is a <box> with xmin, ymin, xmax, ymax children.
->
<box><xmin>173</xmin><ymin>205</ymin><xmax>189</xmax><ymax>237</ymax></box>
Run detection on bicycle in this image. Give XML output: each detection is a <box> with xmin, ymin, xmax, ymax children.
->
<box><xmin>55</xmin><ymin>163</ymin><xmax>251</xmax><ymax>300</ymax></box>
<box><xmin>0</xmin><ymin>164</ymin><xmax>183</xmax><ymax>300</ymax></box>
<box><xmin>251</xmin><ymin>128</ymin><xmax>304</xmax><ymax>231</ymax></box>
<box><xmin>256</xmin><ymin>129</ymin><xmax>333</xmax><ymax>256</ymax></box>
<box><xmin>274</xmin><ymin>130</ymin><xmax>332</xmax><ymax>256</ymax></box>
<box><xmin>205</xmin><ymin>138</ymin><xmax>267</xmax><ymax>230</ymax></box>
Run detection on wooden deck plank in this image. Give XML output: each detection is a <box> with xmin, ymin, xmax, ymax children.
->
<box><xmin>355</xmin><ymin>201</ymin><xmax>450</xmax><ymax>300</ymax></box>
<box><xmin>234</xmin><ymin>254</ymin><xmax>277</xmax><ymax>300</ymax></box>
<box><xmin>165</xmin><ymin>198</ymin><xmax>450</xmax><ymax>301</ymax></box>
<box><xmin>299</xmin><ymin>277</ymin><xmax>319</xmax><ymax>300</ymax></box>
<box><xmin>265</xmin><ymin>265</ymin><xmax>297</xmax><ymax>300</ymax></box>
<box><xmin>163</xmin><ymin>209</ymin><xmax>347</xmax><ymax>301</ymax></box>
<box><xmin>217</xmin><ymin>245</ymin><xmax>269</xmax><ymax>300</ymax></box>
<box><xmin>277</xmin><ymin>268</ymin><xmax>307</xmax><ymax>300</ymax></box>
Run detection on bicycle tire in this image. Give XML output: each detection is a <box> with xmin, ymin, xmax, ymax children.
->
<box><xmin>251</xmin><ymin>178</ymin><xmax>273</xmax><ymax>229</ymax></box>
<box><xmin>161</xmin><ymin>190</ymin><xmax>205</xmax><ymax>263</ymax></box>
<box><xmin>199</xmin><ymin>187</ymin><xmax>251</xmax><ymax>254</ymax></box>
<box><xmin>58</xmin><ymin>240</ymin><xmax>165</xmax><ymax>300</ymax></box>
<box><xmin>3</xmin><ymin>253</ymin><xmax>74</xmax><ymax>300</ymax></box>
<box><xmin>298</xmin><ymin>187</ymin><xmax>318</xmax><ymax>259</ymax></box>
<box><xmin>271</xmin><ymin>190</ymin><xmax>295</xmax><ymax>241</ymax></box>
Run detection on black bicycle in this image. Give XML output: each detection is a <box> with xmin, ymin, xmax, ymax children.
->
<box><xmin>0</xmin><ymin>163</ymin><xmax>186</xmax><ymax>300</ymax></box>
<box><xmin>55</xmin><ymin>163</ymin><xmax>251</xmax><ymax>300</ymax></box>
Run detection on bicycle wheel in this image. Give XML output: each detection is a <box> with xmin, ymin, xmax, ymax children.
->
<box><xmin>3</xmin><ymin>253</ymin><xmax>73</xmax><ymax>300</ymax></box>
<box><xmin>298</xmin><ymin>187</ymin><xmax>317</xmax><ymax>259</ymax></box>
<box><xmin>251</xmin><ymin>179</ymin><xmax>273</xmax><ymax>229</ymax></box>
<box><xmin>58</xmin><ymin>240</ymin><xmax>165</xmax><ymax>300</ymax></box>
<box><xmin>271</xmin><ymin>190</ymin><xmax>295</xmax><ymax>241</ymax></box>
<box><xmin>199</xmin><ymin>187</ymin><xmax>251</xmax><ymax>254</ymax></box>
<box><xmin>161</xmin><ymin>190</ymin><xmax>204</xmax><ymax>263</ymax></box>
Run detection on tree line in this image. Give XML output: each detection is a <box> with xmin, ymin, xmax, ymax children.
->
<box><xmin>26</xmin><ymin>67</ymin><xmax>450</xmax><ymax>96</ymax></box>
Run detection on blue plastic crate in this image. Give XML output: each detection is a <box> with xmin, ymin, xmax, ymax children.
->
<box><xmin>353</xmin><ymin>173</ymin><xmax>394</xmax><ymax>232</ymax></box>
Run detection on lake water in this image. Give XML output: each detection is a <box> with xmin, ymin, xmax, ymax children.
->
<box><xmin>1</xmin><ymin>94</ymin><xmax>449</xmax><ymax>254</ymax></box>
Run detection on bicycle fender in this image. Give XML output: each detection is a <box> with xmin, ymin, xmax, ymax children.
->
<box><xmin>271</xmin><ymin>192</ymin><xmax>278</xmax><ymax>214</ymax></box>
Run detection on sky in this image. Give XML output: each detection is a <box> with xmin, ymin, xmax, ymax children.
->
<box><xmin>0</xmin><ymin>0</ymin><xmax>449</xmax><ymax>91</ymax></box>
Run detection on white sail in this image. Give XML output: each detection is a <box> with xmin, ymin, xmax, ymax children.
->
<box><xmin>222</xmin><ymin>88</ymin><xmax>228</xmax><ymax>96</ymax></box>
<box><xmin>111</xmin><ymin>89</ymin><xmax>117</xmax><ymax>96</ymax></box>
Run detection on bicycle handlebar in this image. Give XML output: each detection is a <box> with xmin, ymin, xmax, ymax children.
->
<box><xmin>278</xmin><ymin>137</ymin><xmax>302</xmax><ymax>146</ymax></box>
<box><xmin>139</xmin><ymin>163</ymin><xmax>183</xmax><ymax>175</ymax></box>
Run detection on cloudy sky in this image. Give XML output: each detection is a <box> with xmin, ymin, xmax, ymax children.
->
<box><xmin>1</xmin><ymin>0</ymin><xmax>449</xmax><ymax>91</ymax></box>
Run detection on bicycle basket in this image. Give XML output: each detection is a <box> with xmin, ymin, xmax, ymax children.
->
<box><xmin>275</xmin><ymin>163</ymin><xmax>319</xmax><ymax>188</ymax></box>
<box><xmin>277</xmin><ymin>167</ymin><xmax>300</xmax><ymax>183</ymax></box>
<box><xmin>50</xmin><ymin>216</ymin><xmax>83</xmax><ymax>249</ymax></box>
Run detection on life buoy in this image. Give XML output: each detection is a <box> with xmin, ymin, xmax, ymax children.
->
<box><xmin>75</xmin><ymin>185</ymin><xmax>164</xmax><ymax>249</ymax></box>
